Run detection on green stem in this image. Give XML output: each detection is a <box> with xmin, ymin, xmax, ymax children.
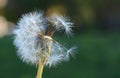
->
<box><xmin>37</xmin><ymin>62</ymin><xmax>44</xmax><ymax>78</ymax></box>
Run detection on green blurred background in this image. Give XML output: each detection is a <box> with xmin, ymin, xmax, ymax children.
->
<box><xmin>0</xmin><ymin>0</ymin><xmax>120</xmax><ymax>78</ymax></box>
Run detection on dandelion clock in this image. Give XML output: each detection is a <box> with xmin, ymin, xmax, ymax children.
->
<box><xmin>13</xmin><ymin>11</ymin><xmax>76</xmax><ymax>78</ymax></box>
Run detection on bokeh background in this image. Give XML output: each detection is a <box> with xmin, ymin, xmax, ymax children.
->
<box><xmin>0</xmin><ymin>0</ymin><xmax>120</xmax><ymax>78</ymax></box>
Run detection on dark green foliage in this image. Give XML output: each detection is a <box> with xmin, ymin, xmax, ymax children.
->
<box><xmin>0</xmin><ymin>31</ymin><xmax>120</xmax><ymax>78</ymax></box>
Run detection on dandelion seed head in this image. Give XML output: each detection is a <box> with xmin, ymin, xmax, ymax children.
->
<box><xmin>13</xmin><ymin>11</ymin><xmax>76</xmax><ymax>67</ymax></box>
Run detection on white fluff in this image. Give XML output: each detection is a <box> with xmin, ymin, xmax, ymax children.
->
<box><xmin>48</xmin><ymin>14</ymin><xmax>73</xmax><ymax>35</ymax></box>
<box><xmin>13</xmin><ymin>11</ymin><xmax>75</xmax><ymax>67</ymax></box>
<box><xmin>14</xmin><ymin>12</ymin><xmax>46</xmax><ymax>65</ymax></box>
